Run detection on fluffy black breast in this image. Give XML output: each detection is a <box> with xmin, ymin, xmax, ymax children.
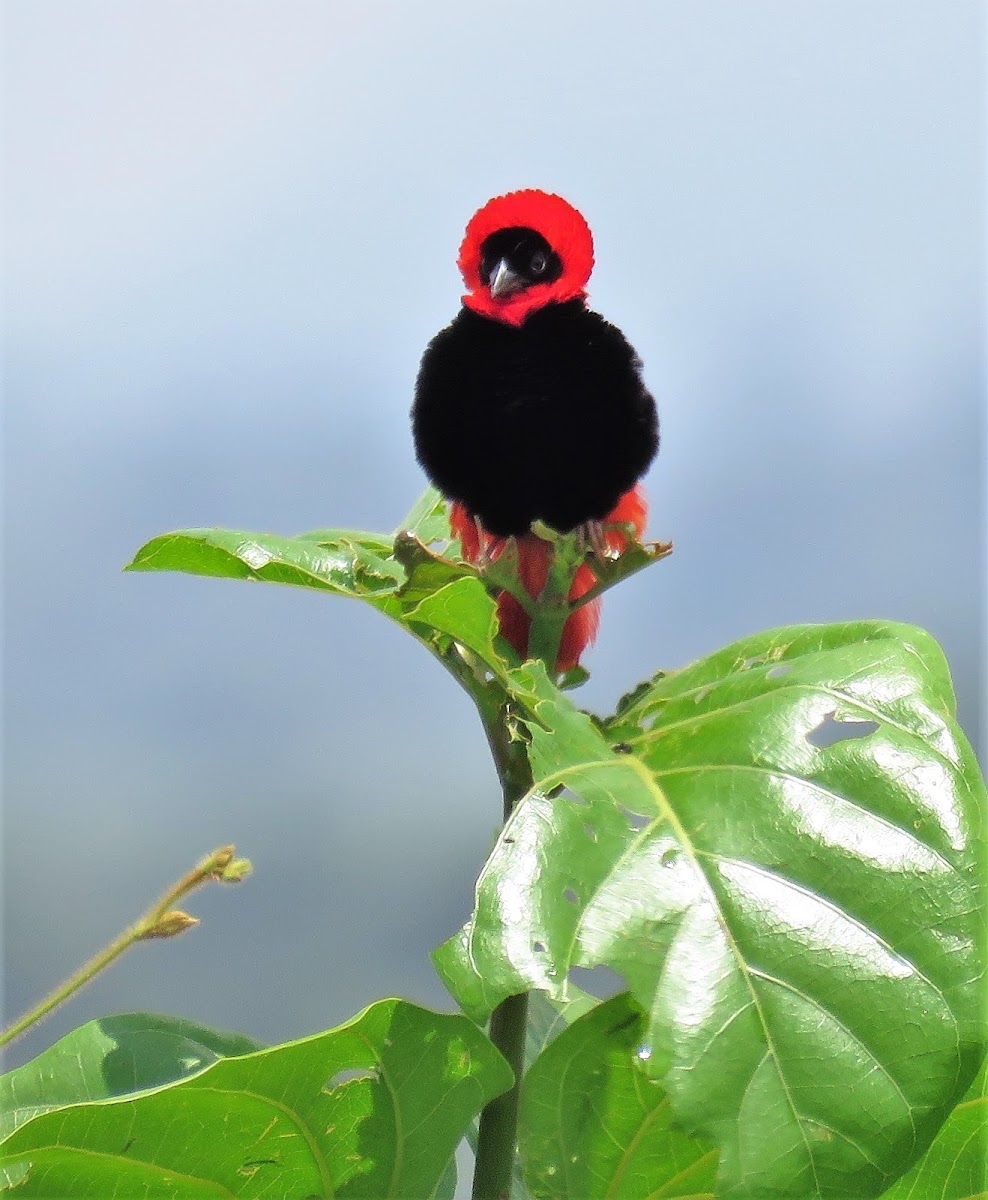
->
<box><xmin>412</xmin><ymin>300</ymin><xmax>658</xmax><ymax>537</ymax></box>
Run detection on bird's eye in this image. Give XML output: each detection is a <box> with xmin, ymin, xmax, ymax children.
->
<box><xmin>530</xmin><ymin>252</ymin><xmax>547</xmax><ymax>275</ymax></box>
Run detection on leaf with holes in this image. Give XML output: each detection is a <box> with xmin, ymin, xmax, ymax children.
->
<box><xmin>434</xmin><ymin>622</ymin><xmax>987</xmax><ymax>1199</ymax></box>
<box><xmin>520</xmin><ymin>992</ymin><xmax>717</xmax><ymax>1199</ymax></box>
<box><xmin>0</xmin><ymin>999</ymin><xmax>511</xmax><ymax>1198</ymax></box>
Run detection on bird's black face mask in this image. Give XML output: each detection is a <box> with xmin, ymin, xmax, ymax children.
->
<box><xmin>478</xmin><ymin>227</ymin><xmax>563</xmax><ymax>297</ymax></box>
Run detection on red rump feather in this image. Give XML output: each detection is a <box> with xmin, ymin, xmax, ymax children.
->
<box><xmin>458</xmin><ymin>190</ymin><xmax>595</xmax><ymax>327</ymax></box>
<box><xmin>450</xmin><ymin>484</ymin><xmax>648</xmax><ymax>672</ymax></box>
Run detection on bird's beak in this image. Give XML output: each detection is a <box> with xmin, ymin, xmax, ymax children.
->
<box><xmin>489</xmin><ymin>259</ymin><xmax>524</xmax><ymax>299</ymax></box>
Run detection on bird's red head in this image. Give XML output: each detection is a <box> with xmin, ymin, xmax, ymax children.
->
<box><xmin>457</xmin><ymin>189</ymin><xmax>595</xmax><ymax>327</ymax></box>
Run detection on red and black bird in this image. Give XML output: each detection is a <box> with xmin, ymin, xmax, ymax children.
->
<box><xmin>412</xmin><ymin>190</ymin><xmax>658</xmax><ymax>670</ymax></box>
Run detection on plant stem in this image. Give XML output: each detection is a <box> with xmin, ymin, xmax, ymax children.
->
<box><xmin>472</xmin><ymin>707</ymin><xmax>532</xmax><ymax>1200</ymax></box>
<box><xmin>0</xmin><ymin>845</ymin><xmax>249</xmax><ymax>1049</ymax></box>
<box><xmin>472</xmin><ymin>990</ymin><xmax>529</xmax><ymax>1200</ymax></box>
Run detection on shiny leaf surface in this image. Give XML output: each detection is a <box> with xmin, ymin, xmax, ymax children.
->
<box><xmin>520</xmin><ymin>993</ymin><xmax>717</xmax><ymax>1199</ymax></box>
<box><xmin>435</xmin><ymin>622</ymin><xmax>987</xmax><ymax>1198</ymax></box>
<box><xmin>0</xmin><ymin>999</ymin><xmax>511</xmax><ymax>1198</ymax></box>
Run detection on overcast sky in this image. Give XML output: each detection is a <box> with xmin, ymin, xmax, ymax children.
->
<box><xmin>3</xmin><ymin>1</ymin><xmax>984</xmax><ymax>1092</ymax></box>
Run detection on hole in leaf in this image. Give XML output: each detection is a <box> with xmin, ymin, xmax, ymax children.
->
<box><xmin>327</xmin><ymin>1068</ymin><xmax>376</xmax><ymax>1090</ymax></box>
<box><xmin>583</xmin><ymin>822</ymin><xmax>598</xmax><ymax>842</ymax></box>
<box><xmin>561</xmin><ymin>787</ymin><xmax>589</xmax><ymax>807</ymax></box>
<box><xmin>563</xmin><ymin>887</ymin><xmax>580</xmax><ymax>905</ymax></box>
<box><xmin>766</xmin><ymin>664</ymin><xmax>791</xmax><ymax>679</ymax></box>
<box><xmin>660</xmin><ymin>848</ymin><xmax>678</xmax><ymax>868</ymax></box>
<box><xmin>617</xmin><ymin>805</ymin><xmax>649</xmax><ymax>830</ymax></box>
<box><xmin>806</xmin><ymin>712</ymin><xmax>879</xmax><ymax>748</ymax></box>
<box><xmin>568</xmin><ymin>964</ymin><xmax>625</xmax><ymax>1000</ymax></box>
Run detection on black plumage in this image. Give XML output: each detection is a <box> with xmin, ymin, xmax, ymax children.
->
<box><xmin>412</xmin><ymin>298</ymin><xmax>659</xmax><ymax>537</ymax></box>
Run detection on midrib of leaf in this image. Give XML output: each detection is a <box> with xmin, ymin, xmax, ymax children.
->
<box><xmin>645</xmin><ymin>1149</ymin><xmax>718</xmax><ymax>1200</ymax></box>
<box><xmin>534</xmin><ymin>751</ymin><xmax>824</xmax><ymax>1196</ymax></box>
<box><xmin>602</xmin><ymin>1089</ymin><xmax>670</xmax><ymax>1198</ymax></box>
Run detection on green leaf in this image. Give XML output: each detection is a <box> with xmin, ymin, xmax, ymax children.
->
<box><xmin>435</xmin><ymin>622</ymin><xmax>988</xmax><ymax>1199</ymax></box>
<box><xmin>0</xmin><ymin>1013</ymin><xmax>262</xmax><ymax>1140</ymax></box>
<box><xmin>126</xmin><ymin>527</ymin><xmax>404</xmax><ymax>596</ymax></box>
<box><xmin>520</xmin><ymin>993</ymin><xmax>717</xmax><ymax>1199</ymax></box>
<box><xmin>126</xmin><ymin>514</ymin><xmax>512</xmax><ymax>686</ymax></box>
<box><xmin>406</xmin><ymin>578</ymin><xmax>502</xmax><ymax>664</ymax></box>
<box><xmin>396</xmin><ymin>486</ymin><xmax>454</xmax><ymax>546</ymax></box>
<box><xmin>879</xmin><ymin>1055</ymin><xmax>987</xmax><ymax>1199</ymax></box>
<box><xmin>0</xmin><ymin>999</ymin><xmax>512</xmax><ymax>1198</ymax></box>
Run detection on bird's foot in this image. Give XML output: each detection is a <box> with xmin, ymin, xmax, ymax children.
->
<box><xmin>573</xmin><ymin>520</ymin><xmax>612</xmax><ymax>561</ymax></box>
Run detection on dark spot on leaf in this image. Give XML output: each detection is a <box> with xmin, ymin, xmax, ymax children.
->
<box><xmin>766</xmin><ymin>664</ymin><xmax>791</xmax><ymax>679</ymax></box>
<box><xmin>611</xmin><ymin>1012</ymin><xmax>640</xmax><ymax>1034</ymax></box>
<box><xmin>806</xmin><ymin>712</ymin><xmax>880</xmax><ymax>748</ymax></box>
<box><xmin>533</xmin><ymin>940</ymin><xmax>547</xmax><ymax>954</ymax></box>
<box><xmin>564</xmin><ymin>887</ymin><xmax>580</xmax><ymax>904</ymax></box>
<box><xmin>503</xmin><ymin>836</ymin><xmax>515</xmax><ymax>844</ymax></box>
<box><xmin>618</xmin><ymin>805</ymin><xmax>649</xmax><ymax>830</ymax></box>
<box><xmin>612</xmin><ymin>742</ymin><xmax>633</xmax><ymax>754</ymax></box>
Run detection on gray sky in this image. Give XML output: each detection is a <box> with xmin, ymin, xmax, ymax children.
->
<box><xmin>3</xmin><ymin>0</ymin><xmax>984</xmax><ymax>1078</ymax></box>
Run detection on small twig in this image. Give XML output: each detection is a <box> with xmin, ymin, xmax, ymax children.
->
<box><xmin>0</xmin><ymin>845</ymin><xmax>251</xmax><ymax>1049</ymax></box>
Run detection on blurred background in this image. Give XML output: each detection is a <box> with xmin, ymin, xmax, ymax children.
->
<box><xmin>3</xmin><ymin>0</ymin><xmax>984</xmax><ymax>1085</ymax></box>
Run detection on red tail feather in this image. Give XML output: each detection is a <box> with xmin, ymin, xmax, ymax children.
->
<box><xmin>449</xmin><ymin>486</ymin><xmax>647</xmax><ymax>671</ymax></box>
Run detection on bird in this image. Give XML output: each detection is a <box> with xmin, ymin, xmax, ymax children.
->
<box><xmin>411</xmin><ymin>189</ymin><xmax>658</xmax><ymax>671</ymax></box>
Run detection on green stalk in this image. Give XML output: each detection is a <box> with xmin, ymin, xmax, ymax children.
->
<box><xmin>0</xmin><ymin>845</ymin><xmax>250</xmax><ymax>1049</ymax></box>
<box><xmin>472</xmin><ymin>705</ymin><xmax>532</xmax><ymax>1200</ymax></box>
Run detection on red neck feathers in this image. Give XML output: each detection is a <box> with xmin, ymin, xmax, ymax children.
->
<box><xmin>457</xmin><ymin>189</ymin><xmax>595</xmax><ymax>327</ymax></box>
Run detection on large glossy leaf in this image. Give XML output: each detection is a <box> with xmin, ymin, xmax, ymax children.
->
<box><xmin>879</xmin><ymin>1055</ymin><xmax>987</xmax><ymax>1199</ymax></box>
<box><xmin>435</xmin><ymin>622</ymin><xmax>987</xmax><ymax>1199</ymax></box>
<box><xmin>0</xmin><ymin>1012</ymin><xmax>261</xmax><ymax>1140</ymax></box>
<box><xmin>520</xmin><ymin>993</ymin><xmax>717</xmax><ymax>1199</ymax></box>
<box><xmin>0</xmin><ymin>999</ymin><xmax>511</xmax><ymax>1198</ymax></box>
